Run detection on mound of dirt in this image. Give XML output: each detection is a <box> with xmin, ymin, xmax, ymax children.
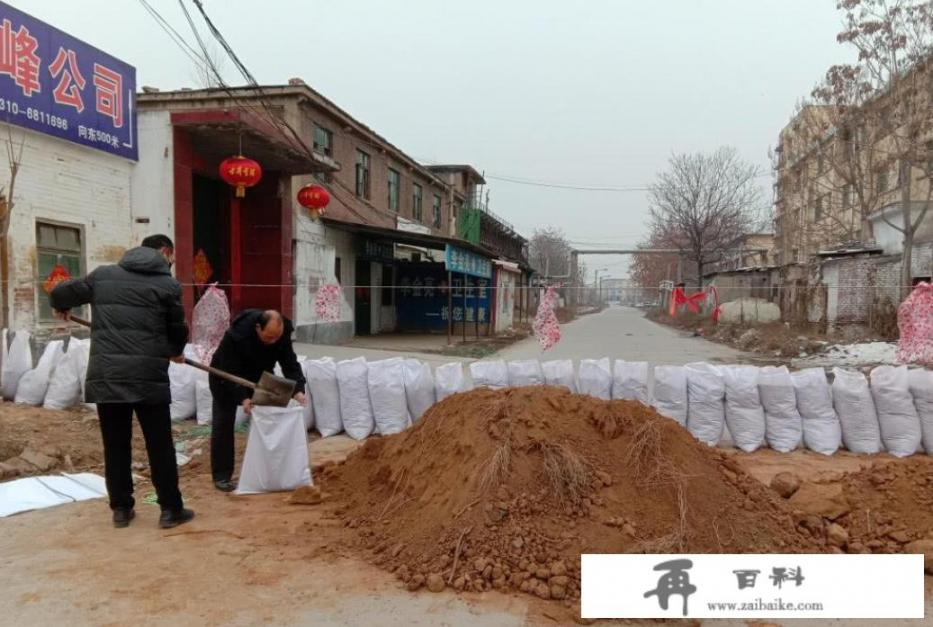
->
<box><xmin>323</xmin><ymin>387</ymin><xmax>818</xmax><ymax>603</ymax></box>
<box><xmin>831</xmin><ymin>459</ymin><xmax>933</xmax><ymax>554</ymax></box>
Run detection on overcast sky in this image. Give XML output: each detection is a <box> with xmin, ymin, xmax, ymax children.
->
<box><xmin>14</xmin><ymin>0</ymin><xmax>852</xmax><ymax>280</ymax></box>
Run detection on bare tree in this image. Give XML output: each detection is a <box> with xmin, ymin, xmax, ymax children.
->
<box><xmin>190</xmin><ymin>41</ymin><xmax>228</xmax><ymax>89</ymax></box>
<box><xmin>0</xmin><ymin>124</ymin><xmax>25</xmax><ymax>330</ymax></box>
<box><xmin>806</xmin><ymin>0</ymin><xmax>933</xmax><ymax>296</ymax></box>
<box><xmin>647</xmin><ymin>147</ymin><xmax>764</xmax><ymax>285</ymax></box>
<box><xmin>528</xmin><ymin>227</ymin><xmax>575</xmax><ymax>280</ymax></box>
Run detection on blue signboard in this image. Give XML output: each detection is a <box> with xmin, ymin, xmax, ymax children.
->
<box><xmin>0</xmin><ymin>2</ymin><xmax>137</xmax><ymax>160</ymax></box>
<box><xmin>396</xmin><ymin>263</ymin><xmax>491</xmax><ymax>331</ymax></box>
<box><xmin>445</xmin><ymin>244</ymin><xmax>492</xmax><ymax>279</ymax></box>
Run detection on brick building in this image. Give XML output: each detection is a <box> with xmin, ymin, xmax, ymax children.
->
<box><xmin>134</xmin><ymin>81</ymin><xmax>530</xmax><ymax>343</ymax></box>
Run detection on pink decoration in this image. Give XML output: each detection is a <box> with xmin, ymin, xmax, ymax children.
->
<box><xmin>192</xmin><ymin>284</ymin><xmax>230</xmax><ymax>363</ymax></box>
<box><xmin>533</xmin><ymin>286</ymin><xmax>561</xmax><ymax>351</ymax></box>
<box><xmin>896</xmin><ymin>282</ymin><xmax>933</xmax><ymax>365</ymax></box>
<box><xmin>315</xmin><ymin>284</ymin><xmax>342</xmax><ymax>323</ymax></box>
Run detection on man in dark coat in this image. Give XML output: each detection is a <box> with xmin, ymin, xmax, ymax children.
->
<box><xmin>50</xmin><ymin>234</ymin><xmax>195</xmax><ymax>529</ymax></box>
<box><xmin>209</xmin><ymin>309</ymin><xmax>307</xmax><ymax>491</ymax></box>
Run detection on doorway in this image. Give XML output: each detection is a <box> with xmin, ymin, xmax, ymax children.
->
<box><xmin>355</xmin><ymin>259</ymin><xmax>372</xmax><ymax>335</ymax></box>
<box><xmin>192</xmin><ymin>174</ymin><xmax>229</xmax><ymax>302</ymax></box>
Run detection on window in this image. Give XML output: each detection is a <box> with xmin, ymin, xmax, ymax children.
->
<box><xmin>412</xmin><ymin>183</ymin><xmax>423</xmax><ymax>222</ymax></box>
<box><xmin>432</xmin><ymin>194</ymin><xmax>442</xmax><ymax>228</ymax></box>
<box><xmin>814</xmin><ymin>193</ymin><xmax>827</xmax><ymax>222</ymax></box>
<box><xmin>36</xmin><ymin>221</ymin><xmax>83</xmax><ymax>322</ymax></box>
<box><xmin>387</xmin><ymin>168</ymin><xmax>400</xmax><ymax>212</ymax></box>
<box><xmin>313</xmin><ymin>125</ymin><xmax>333</xmax><ymax>157</ymax></box>
<box><xmin>335</xmin><ymin>256</ymin><xmax>341</xmax><ymax>283</ymax></box>
<box><xmin>843</xmin><ymin>184</ymin><xmax>854</xmax><ymax>210</ymax></box>
<box><xmin>355</xmin><ymin>150</ymin><xmax>371</xmax><ymax>199</ymax></box>
<box><xmin>817</xmin><ymin>152</ymin><xmax>825</xmax><ymax>175</ymax></box>
<box><xmin>877</xmin><ymin>170</ymin><xmax>889</xmax><ymax>194</ymax></box>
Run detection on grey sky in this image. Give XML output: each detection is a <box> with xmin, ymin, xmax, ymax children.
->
<box><xmin>14</xmin><ymin>0</ymin><xmax>851</xmax><ymax>280</ymax></box>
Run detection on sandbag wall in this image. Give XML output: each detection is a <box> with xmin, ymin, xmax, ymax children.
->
<box><xmin>292</xmin><ymin>357</ymin><xmax>933</xmax><ymax>457</ymax></box>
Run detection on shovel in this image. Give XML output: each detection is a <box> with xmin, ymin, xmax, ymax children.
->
<box><xmin>67</xmin><ymin>315</ymin><xmax>297</xmax><ymax>407</ymax></box>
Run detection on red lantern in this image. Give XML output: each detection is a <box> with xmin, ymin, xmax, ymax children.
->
<box><xmin>297</xmin><ymin>184</ymin><xmax>330</xmax><ymax>219</ymax></box>
<box><xmin>219</xmin><ymin>155</ymin><xmax>262</xmax><ymax>198</ymax></box>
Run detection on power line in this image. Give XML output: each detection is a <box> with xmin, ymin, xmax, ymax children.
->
<box><xmin>484</xmin><ymin>173</ymin><xmax>651</xmax><ymax>192</ymax></box>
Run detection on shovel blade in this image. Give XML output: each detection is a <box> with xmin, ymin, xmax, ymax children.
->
<box><xmin>252</xmin><ymin>371</ymin><xmax>297</xmax><ymax>407</ymax></box>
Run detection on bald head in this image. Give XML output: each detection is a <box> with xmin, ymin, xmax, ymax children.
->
<box><xmin>256</xmin><ymin>310</ymin><xmax>284</xmax><ymax>345</ymax></box>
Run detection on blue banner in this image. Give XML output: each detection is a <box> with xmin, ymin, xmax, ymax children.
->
<box><xmin>445</xmin><ymin>244</ymin><xmax>492</xmax><ymax>279</ymax></box>
<box><xmin>0</xmin><ymin>2</ymin><xmax>137</xmax><ymax>160</ymax></box>
<box><xmin>396</xmin><ymin>263</ymin><xmax>491</xmax><ymax>331</ymax></box>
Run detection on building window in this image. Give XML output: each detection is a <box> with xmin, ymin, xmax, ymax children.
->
<box><xmin>36</xmin><ymin>221</ymin><xmax>84</xmax><ymax>322</ymax></box>
<box><xmin>412</xmin><ymin>183</ymin><xmax>423</xmax><ymax>222</ymax></box>
<box><xmin>355</xmin><ymin>150</ymin><xmax>371</xmax><ymax>199</ymax></box>
<box><xmin>313</xmin><ymin>125</ymin><xmax>333</xmax><ymax>157</ymax></box>
<box><xmin>335</xmin><ymin>256</ymin><xmax>341</xmax><ymax>283</ymax></box>
<box><xmin>814</xmin><ymin>194</ymin><xmax>825</xmax><ymax>222</ymax></box>
<box><xmin>843</xmin><ymin>184</ymin><xmax>854</xmax><ymax>210</ymax></box>
<box><xmin>387</xmin><ymin>168</ymin><xmax>400</xmax><ymax>212</ymax></box>
<box><xmin>432</xmin><ymin>194</ymin><xmax>442</xmax><ymax>228</ymax></box>
<box><xmin>877</xmin><ymin>169</ymin><xmax>889</xmax><ymax>194</ymax></box>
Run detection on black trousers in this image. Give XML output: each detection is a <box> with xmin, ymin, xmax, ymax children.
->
<box><xmin>210</xmin><ymin>394</ymin><xmax>239</xmax><ymax>482</ymax></box>
<box><xmin>97</xmin><ymin>403</ymin><xmax>183</xmax><ymax>512</ymax></box>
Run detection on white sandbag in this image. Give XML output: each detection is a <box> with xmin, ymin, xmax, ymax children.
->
<box><xmin>578</xmin><ymin>358</ymin><xmax>612</xmax><ymax>400</ymax></box>
<box><xmin>653</xmin><ymin>365</ymin><xmax>687</xmax><ymax>426</ymax></box>
<box><xmin>508</xmin><ymin>360</ymin><xmax>544</xmax><ymax>387</ymax></box>
<box><xmin>542</xmin><ymin>359</ymin><xmax>576</xmax><ymax>392</ymax></box>
<box><xmin>337</xmin><ymin>357</ymin><xmax>374</xmax><ymax>440</ymax></box>
<box><xmin>368</xmin><ymin>358</ymin><xmax>411</xmax><ymax>436</ymax></box>
<box><xmin>792</xmin><ymin>367</ymin><xmax>842</xmax><ymax>456</ymax></box>
<box><xmin>832</xmin><ymin>368</ymin><xmax>883</xmax><ymax>454</ymax></box>
<box><xmin>685</xmin><ymin>362</ymin><xmax>725</xmax><ymax>446</ymax></box>
<box><xmin>722</xmin><ymin>365</ymin><xmax>765</xmax><ymax>452</ymax></box>
<box><xmin>403</xmin><ymin>359</ymin><xmax>435</xmax><ymax>421</ymax></box>
<box><xmin>1</xmin><ymin>330</ymin><xmax>32</xmax><ymax>400</ymax></box>
<box><xmin>435</xmin><ymin>362</ymin><xmax>470</xmax><ymax>402</ymax></box>
<box><xmin>758</xmin><ymin>365</ymin><xmax>803</xmax><ymax>452</ymax></box>
<box><xmin>15</xmin><ymin>340</ymin><xmax>65</xmax><ymax>406</ymax></box>
<box><xmin>612</xmin><ymin>360</ymin><xmax>650</xmax><ymax>404</ymax></box>
<box><xmin>169</xmin><ymin>359</ymin><xmax>197</xmax><ymax>421</ymax></box>
<box><xmin>44</xmin><ymin>339</ymin><xmax>90</xmax><ymax>410</ymax></box>
<box><xmin>908</xmin><ymin>369</ymin><xmax>933</xmax><ymax>454</ymax></box>
<box><xmin>195</xmin><ymin>376</ymin><xmax>213</xmax><ymax>426</ymax></box>
<box><xmin>470</xmin><ymin>360</ymin><xmax>509</xmax><ymax>389</ymax></box>
<box><xmin>235</xmin><ymin>403</ymin><xmax>312</xmax><ymax>494</ymax></box>
<box><xmin>870</xmin><ymin>365</ymin><xmax>922</xmax><ymax>458</ymax></box>
<box><xmin>304</xmin><ymin>358</ymin><xmax>342</xmax><ymax>437</ymax></box>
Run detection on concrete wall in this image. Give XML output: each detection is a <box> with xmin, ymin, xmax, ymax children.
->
<box><xmin>871</xmin><ymin>204</ymin><xmax>933</xmax><ymax>255</ymax></box>
<box><xmin>130</xmin><ymin>110</ymin><xmax>174</xmax><ymax>243</ymax></box>
<box><xmin>495</xmin><ymin>267</ymin><xmax>518</xmax><ymax>332</ymax></box>
<box><xmin>292</xmin><ymin>216</ymin><xmax>355</xmax><ymax>344</ymax></box>
<box><xmin>0</xmin><ymin>123</ymin><xmax>134</xmax><ymax>334</ymax></box>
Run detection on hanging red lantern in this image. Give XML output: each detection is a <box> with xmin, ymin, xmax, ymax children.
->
<box><xmin>297</xmin><ymin>184</ymin><xmax>330</xmax><ymax>219</ymax></box>
<box><xmin>219</xmin><ymin>155</ymin><xmax>262</xmax><ymax>198</ymax></box>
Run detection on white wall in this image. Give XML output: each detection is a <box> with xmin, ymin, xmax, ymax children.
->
<box><xmin>495</xmin><ymin>268</ymin><xmax>518</xmax><ymax>332</ymax></box>
<box><xmin>0</xmin><ymin>123</ymin><xmax>134</xmax><ymax>332</ymax></box>
<box><xmin>130</xmin><ymin>110</ymin><xmax>174</xmax><ymax>243</ymax></box>
<box><xmin>292</xmin><ymin>211</ymin><xmax>354</xmax><ymax>332</ymax></box>
<box><xmin>871</xmin><ymin>204</ymin><xmax>933</xmax><ymax>255</ymax></box>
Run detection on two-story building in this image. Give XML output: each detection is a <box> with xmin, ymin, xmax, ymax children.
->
<box><xmin>134</xmin><ymin>80</ymin><xmax>530</xmax><ymax>344</ymax></box>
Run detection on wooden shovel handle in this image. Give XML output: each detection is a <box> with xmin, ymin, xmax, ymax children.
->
<box><xmin>67</xmin><ymin>314</ymin><xmax>256</xmax><ymax>390</ymax></box>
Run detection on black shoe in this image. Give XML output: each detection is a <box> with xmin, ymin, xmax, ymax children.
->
<box><xmin>112</xmin><ymin>508</ymin><xmax>135</xmax><ymax>528</ymax></box>
<box><xmin>214</xmin><ymin>479</ymin><xmax>237</xmax><ymax>492</ymax></box>
<box><xmin>159</xmin><ymin>508</ymin><xmax>195</xmax><ymax>529</ymax></box>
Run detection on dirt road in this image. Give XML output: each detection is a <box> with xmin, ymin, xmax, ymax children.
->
<box><xmin>2</xmin><ymin>406</ymin><xmax>933</xmax><ymax>626</ymax></box>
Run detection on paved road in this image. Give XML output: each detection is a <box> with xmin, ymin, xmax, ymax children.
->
<box><xmin>499</xmin><ymin>305</ymin><xmax>748</xmax><ymax>364</ymax></box>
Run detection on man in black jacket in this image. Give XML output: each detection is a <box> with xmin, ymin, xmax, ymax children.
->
<box><xmin>209</xmin><ymin>309</ymin><xmax>307</xmax><ymax>492</ymax></box>
<box><xmin>50</xmin><ymin>234</ymin><xmax>195</xmax><ymax>529</ymax></box>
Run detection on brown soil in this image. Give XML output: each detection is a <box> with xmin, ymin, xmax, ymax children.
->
<box><xmin>323</xmin><ymin>386</ymin><xmax>820</xmax><ymax>605</ymax></box>
<box><xmin>836</xmin><ymin>458</ymin><xmax>933</xmax><ymax>550</ymax></box>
